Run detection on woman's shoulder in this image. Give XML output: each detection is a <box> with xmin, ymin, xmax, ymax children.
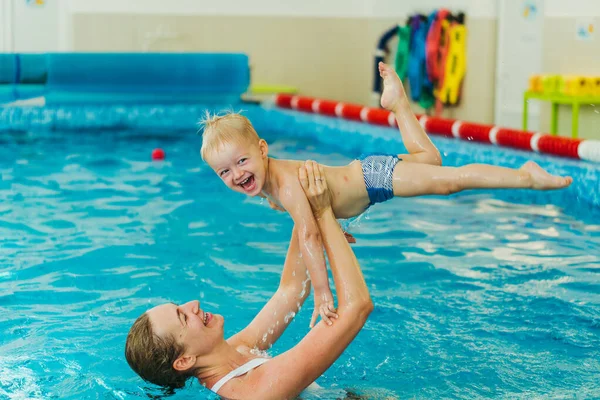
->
<box><xmin>211</xmin><ymin>355</ymin><xmax>272</xmax><ymax>399</ymax></box>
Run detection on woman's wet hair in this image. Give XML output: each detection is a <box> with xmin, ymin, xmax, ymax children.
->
<box><xmin>125</xmin><ymin>312</ymin><xmax>198</xmax><ymax>390</ymax></box>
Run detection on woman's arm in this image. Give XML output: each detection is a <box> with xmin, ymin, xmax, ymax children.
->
<box><xmin>227</xmin><ymin>226</ymin><xmax>311</xmax><ymax>350</ymax></box>
<box><xmin>249</xmin><ymin>161</ymin><xmax>373</xmax><ymax>400</ymax></box>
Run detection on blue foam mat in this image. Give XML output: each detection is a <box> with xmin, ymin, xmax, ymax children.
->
<box><xmin>1</xmin><ymin>52</ymin><xmax>249</xmax><ymax>104</ymax></box>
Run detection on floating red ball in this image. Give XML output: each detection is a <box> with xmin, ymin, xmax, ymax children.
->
<box><xmin>152</xmin><ymin>148</ymin><xmax>165</xmax><ymax>160</ymax></box>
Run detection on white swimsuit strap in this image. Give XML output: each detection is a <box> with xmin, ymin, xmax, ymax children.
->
<box><xmin>210</xmin><ymin>358</ymin><xmax>269</xmax><ymax>394</ymax></box>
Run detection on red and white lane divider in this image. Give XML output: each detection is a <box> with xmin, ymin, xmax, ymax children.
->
<box><xmin>275</xmin><ymin>94</ymin><xmax>600</xmax><ymax>163</ymax></box>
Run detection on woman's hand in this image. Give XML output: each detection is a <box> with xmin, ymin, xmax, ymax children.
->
<box><xmin>298</xmin><ymin>160</ymin><xmax>331</xmax><ymax>219</ymax></box>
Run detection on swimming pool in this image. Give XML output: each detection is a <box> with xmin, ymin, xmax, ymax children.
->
<box><xmin>1</xmin><ymin>104</ymin><xmax>600</xmax><ymax>399</ymax></box>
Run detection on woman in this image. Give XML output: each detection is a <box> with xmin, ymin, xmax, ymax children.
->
<box><xmin>125</xmin><ymin>161</ymin><xmax>373</xmax><ymax>399</ymax></box>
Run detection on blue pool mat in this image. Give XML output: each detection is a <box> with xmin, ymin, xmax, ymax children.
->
<box><xmin>0</xmin><ymin>53</ymin><xmax>47</xmax><ymax>84</ymax></box>
<box><xmin>45</xmin><ymin>53</ymin><xmax>249</xmax><ymax>104</ymax></box>
<box><xmin>1</xmin><ymin>53</ymin><xmax>250</xmax><ymax>104</ymax></box>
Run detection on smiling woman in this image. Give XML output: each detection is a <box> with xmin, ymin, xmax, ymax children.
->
<box><xmin>124</xmin><ymin>161</ymin><xmax>374</xmax><ymax>399</ymax></box>
<box><xmin>125</xmin><ymin>300</ymin><xmax>223</xmax><ymax>388</ymax></box>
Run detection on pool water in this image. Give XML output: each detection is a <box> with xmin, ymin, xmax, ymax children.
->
<box><xmin>1</xmin><ymin>126</ymin><xmax>600</xmax><ymax>399</ymax></box>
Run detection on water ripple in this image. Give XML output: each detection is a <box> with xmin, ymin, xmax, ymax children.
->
<box><xmin>1</xmin><ymin>130</ymin><xmax>599</xmax><ymax>399</ymax></box>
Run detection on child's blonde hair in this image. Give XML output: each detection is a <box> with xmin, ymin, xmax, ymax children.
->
<box><xmin>199</xmin><ymin>111</ymin><xmax>260</xmax><ymax>161</ymax></box>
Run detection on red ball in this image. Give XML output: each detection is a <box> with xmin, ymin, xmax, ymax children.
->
<box><xmin>152</xmin><ymin>148</ymin><xmax>165</xmax><ymax>161</ymax></box>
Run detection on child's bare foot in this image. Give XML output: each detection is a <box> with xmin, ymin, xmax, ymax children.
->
<box><xmin>379</xmin><ymin>62</ymin><xmax>408</xmax><ymax>112</ymax></box>
<box><xmin>521</xmin><ymin>161</ymin><xmax>573</xmax><ymax>190</ymax></box>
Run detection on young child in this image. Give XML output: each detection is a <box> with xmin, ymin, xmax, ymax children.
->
<box><xmin>199</xmin><ymin>62</ymin><xmax>572</xmax><ymax>328</ymax></box>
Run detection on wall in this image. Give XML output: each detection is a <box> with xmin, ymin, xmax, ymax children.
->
<box><xmin>545</xmin><ymin>0</ymin><xmax>600</xmax><ymax>17</ymax></box>
<box><xmin>63</xmin><ymin>0</ymin><xmax>497</xmax><ymax>124</ymax></box>
<box><xmin>2</xmin><ymin>0</ymin><xmax>60</xmax><ymax>52</ymax></box>
<box><xmin>539</xmin><ymin>7</ymin><xmax>600</xmax><ymax>140</ymax></box>
<box><xmin>494</xmin><ymin>0</ymin><xmax>544</xmax><ymax>132</ymax></box>
<box><xmin>0</xmin><ymin>0</ymin><xmax>13</xmax><ymax>51</ymax></box>
<box><xmin>71</xmin><ymin>14</ymin><xmax>374</xmax><ymax>105</ymax></box>
<box><xmin>3</xmin><ymin>0</ymin><xmax>599</xmax><ymax>138</ymax></box>
<box><xmin>495</xmin><ymin>0</ymin><xmax>600</xmax><ymax>139</ymax></box>
<box><xmin>63</xmin><ymin>0</ymin><xmax>495</xmax><ymax>18</ymax></box>
<box><xmin>369</xmin><ymin>0</ymin><xmax>496</xmax><ymax>18</ymax></box>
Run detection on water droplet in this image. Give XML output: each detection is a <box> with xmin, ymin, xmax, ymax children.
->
<box><xmin>284</xmin><ymin>311</ymin><xmax>296</xmax><ymax>323</ymax></box>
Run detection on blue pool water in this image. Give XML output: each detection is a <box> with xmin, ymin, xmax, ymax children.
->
<box><xmin>1</xmin><ymin>107</ymin><xmax>600</xmax><ymax>399</ymax></box>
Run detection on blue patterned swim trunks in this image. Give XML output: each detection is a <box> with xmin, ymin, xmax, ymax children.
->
<box><xmin>360</xmin><ymin>154</ymin><xmax>401</xmax><ymax>206</ymax></box>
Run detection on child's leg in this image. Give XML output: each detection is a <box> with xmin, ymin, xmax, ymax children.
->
<box><xmin>379</xmin><ymin>62</ymin><xmax>442</xmax><ymax>166</ymax></box>
<box><xmin>392</xmin><ymin>160</ymin><xmax>572</xmax><ymax>197</ymax></box>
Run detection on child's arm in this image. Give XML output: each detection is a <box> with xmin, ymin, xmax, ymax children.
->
<box><xmin>279</xmin><ymin>178</ymin><xmax>338</xmax><ymax>328</ymax></box>
<box><xmin>268</xmin><ymin>198</ymin><xmax>286</xmax><ymax>212</ymax></box>
<box><xmin>258</xmin><ymin>192</ymin><xmax>286</xmax><ymax>212</ymax></box>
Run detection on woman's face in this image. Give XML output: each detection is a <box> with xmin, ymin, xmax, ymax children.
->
<box><xmin>147</xmin><ymin>300</ymin><xmax>224</xmax><ymax>358</ymax></box>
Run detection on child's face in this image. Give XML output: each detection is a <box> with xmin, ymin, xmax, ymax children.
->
<box><xmin>206</xmin><ymin>139</ymin><xmax>268</xmax><ymax>197</ymax></box>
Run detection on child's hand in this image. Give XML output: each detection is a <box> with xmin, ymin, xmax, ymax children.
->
<box><xmin>311</xmin><ymin>287</ymin><xmax>338</xmax><ymax>328</ymax></box>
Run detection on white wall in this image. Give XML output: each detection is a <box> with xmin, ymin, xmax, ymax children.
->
<box><xmin>494</xmin><ymin>0</ymin><xmax>544</xmax><ymax>130</ymax></box>
<box><xmin>12</xmin><ymin>0</ymin><xmax>59</xmax><ymax>52</ymax></box>
<box><xmin>59</xmin><ymin>0</ymin><xmax>593</xmax><ymax>18</ymax></box>
<box><xmin>65</xmin><ymin>0</ymin><xmax>371</xmax><ymax>18</ymax></box>
<box><xmin>0</xmin><ymin>0</ymin><xmax>13</xmax><ymax>51</ymax></box>
<box><xmin>58</xmin><ymin>0</ymin><xmax>497</xmax><ymax>52</ymax></box>
<box><xmin>1</xmin><ymin>0</ymin><xmax>60</xmax><ymax>52</ymax></box>
<box><xmin>369</xmin><ymin>0</ymin><xmax>497</xmax><ymax>18</ymax></box>
<box><xmin>5</xmin><ymin>0</ymin><xmax>600</xmax><ymax>53</ymax></box>
<box><xmin>0</xmin><ymin>0</ymin><xmax>532</xmax><ymax>53</ymax></box>
<box><xmin>545</xmin><ymin>0</ymin><xmax>600</xmax><ymax>17</ymax></box>
<box><xmin>53</xmin><ymin>0</ymin><xmax>498</xmax><ymax>52</ymax></box>
<box><xmin>493</xmin><ymin>0</ymin><xmax>600</xmax><ymax>129</ymax></box>
<box><xmin>64</xmin><ymin>0</ymin><xmax>496</xmax><ymax>18</ymax></box>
